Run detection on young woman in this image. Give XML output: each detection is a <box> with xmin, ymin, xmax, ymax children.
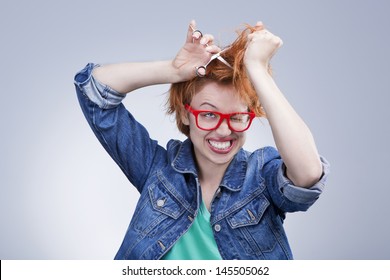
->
<box><xmin>74</xmin><ymin>20</ymin><xmax>329</xmax><ymax>260</ymax></box>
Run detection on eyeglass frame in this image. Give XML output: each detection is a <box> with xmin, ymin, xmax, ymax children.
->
<box><xmin>185</xmin><ymin>104</ymin><xmax>256</xmax><ymax>132</ymax></box>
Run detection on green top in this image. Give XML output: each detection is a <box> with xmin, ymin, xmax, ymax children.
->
<box><xmin>162</xmin><ymin>200</ymin><xmax>222</xmax><ymax>260</ymax></box>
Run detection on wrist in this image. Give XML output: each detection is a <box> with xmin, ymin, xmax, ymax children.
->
<box><xmin>150</xmin><ymin>60</ymin><xmax>184</xmax><ymax>84</ymax></box>
<box><xmin>169</xmin><ymin>60</ymin><xmax>197</xmax><ymax>83</ymax></box>
<box><xmin>245</xmin><ymin>61</ymin><xmax>271</xmax><ymax>79</ymax></box>
<box><xmin>165</xmin><ymin>60</ymin><xmax>183</xmax><ymax>83</ymax></box>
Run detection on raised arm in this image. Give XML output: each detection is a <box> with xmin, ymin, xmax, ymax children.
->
<box><xmin>244</xmin><ymin>22</ymin><xmax>323</xmax><ymax>188</ymax></box>
<box><xmin>92</xmin><ymin>20</ymin><xmax>220</xmax><ymax>94</ymax></box>
<box><xmin>74</xmin><ymin>21</ymin><xmax>221</xmax><ymax>191</ymax></box>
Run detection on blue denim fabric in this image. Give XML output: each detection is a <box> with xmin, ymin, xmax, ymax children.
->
<box><xmin>74</xmin><ymin>63</ymin><xmax>330</xmax><ymax>260</ymax></box>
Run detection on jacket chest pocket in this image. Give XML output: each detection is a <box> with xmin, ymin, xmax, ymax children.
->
<box><xmin>149</xmin><ymin>181</ymin><xmax>185</xmax><ymax>219</ymax></box>
<box><xmin>226</xmin><ymin>194</ymin><xmax>278</xmax><ymax>256</ymax></box>
<box><xmin>130</xmin><ymin>180</ymin><xmax>186</xmax><ymax>237</ymax></box>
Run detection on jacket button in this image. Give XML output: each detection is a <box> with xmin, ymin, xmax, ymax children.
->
<box><xmin>157</xmin><ymin>199</ymin><xmax>165</xmax><ymax>207</ymax></box>
<box><xmin>214</xmin><ymin>224</ymin><xmax>221</xmax><ymax>232</ymax></box>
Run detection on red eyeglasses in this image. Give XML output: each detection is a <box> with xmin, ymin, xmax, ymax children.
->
<box><xmin>185</xmin><ymin>104</ymin><xmax>255</xmax><ymax>132</ymax></box>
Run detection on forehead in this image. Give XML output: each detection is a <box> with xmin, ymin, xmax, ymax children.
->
<box><xmin>191</xmin><ymin>80</ymin><xmax>248</xmax><ymax>111</ymax></box>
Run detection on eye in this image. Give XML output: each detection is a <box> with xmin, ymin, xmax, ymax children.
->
<box><xmin>230</xmin><ymin>114</ymin><xmax>249</xmax><ymax>123</ymax></box>
<box><xmin>200</xmin><ymin>112</ymin><xmax>218</xmax><ymax>119</ymax></box>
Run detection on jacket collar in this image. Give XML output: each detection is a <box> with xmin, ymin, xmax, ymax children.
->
<box><xmin>171</xmin><ymin>138</ymin><xmax>247</xmax><ymax>191</ymax></box>
<box><xmin>170</xmin><ymin>138</ymin><xmax>198</xmax><ymax>176</ymax></box>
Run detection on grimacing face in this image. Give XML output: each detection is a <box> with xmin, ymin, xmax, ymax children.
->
<box><xmin>181</xmin><ymin>80</ymin><xmax>249</xmax><ymax>171</ymax></box>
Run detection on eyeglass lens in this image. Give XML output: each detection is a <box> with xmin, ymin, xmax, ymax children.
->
<box><xmin>197</xmin><ymin>112</ymin><xmax>251</xmax><ymax>131</ymax></box>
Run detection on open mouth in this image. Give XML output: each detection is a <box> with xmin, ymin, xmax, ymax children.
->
<box><xmin>207</xmin><ymin>139</ymin><xmax>234</xmax><ymax>153</ymax></box>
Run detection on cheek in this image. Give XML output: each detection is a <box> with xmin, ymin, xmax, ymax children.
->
<box><xmin>237</xmin><ymin>133</ymin><xmax>247</xmax><ymax>145</ymax></box>
<box><xmin>188</xmin><ymin>122</ymin><xmax>210</xmax><ymax>141</ymax></box>
<box><xmin>189</xmin><ymin>125</ymin><xmax>206</xmax><ymax>139</ymax></box>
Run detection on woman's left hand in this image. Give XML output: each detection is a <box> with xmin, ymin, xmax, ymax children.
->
<box><xmin>244</xmin><ymin>22</ymin><xmax>283</xmax><ymax>71</ymax></box>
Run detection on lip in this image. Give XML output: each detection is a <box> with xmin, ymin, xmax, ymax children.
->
<box><xmin>206</xmin><ymin>138</ymin><xmax>236</xmax><ymax>154</ymax></box>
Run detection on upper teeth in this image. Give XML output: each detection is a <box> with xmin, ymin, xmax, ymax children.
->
<box><xmin>209</xmin><ymin>140</ymin><xmax>231</xmax><ymax>150</ymax></box>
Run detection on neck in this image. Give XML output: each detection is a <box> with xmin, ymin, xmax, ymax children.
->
<box><xmin>198</xmin><ymin>163</ymin><xmax>225</xmax><ymax>187</ymax></box>
<box><xmin>197</xmin><ymin>162</ymin><xmax>227</xmax><ymax>211</ymax></box>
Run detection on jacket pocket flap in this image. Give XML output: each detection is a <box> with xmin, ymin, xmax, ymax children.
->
<box><xmin>149</xmin><ymin>182</ymin><xmax>185</xmax><ymax>219</ymax></box>
<box><xmin>227</xmin><ymin>194</ymin><xmax>270</xmax><ymax>228</ymax></box>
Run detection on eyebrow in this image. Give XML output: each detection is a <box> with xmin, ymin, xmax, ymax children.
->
<box><xmin>199</xmin><ymin>102</ymin><xmax>250</xmax><ymax>113</ymax></box>
<box><xmin>199</xmin><ymin>102</ymin><xmax>218</xmax><ymax>110</ymax></box>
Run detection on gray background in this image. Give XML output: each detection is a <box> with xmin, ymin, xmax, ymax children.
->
<box><xmin>1</xmin><ymin>0</ymin><xmax>389</xmax><ymax>259</ymax></box>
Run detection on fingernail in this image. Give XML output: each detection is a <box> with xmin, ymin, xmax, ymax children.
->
<box><xmin>200</xmin><ymin>38</ymin><xmax>206</xmax><ymax>45</ymax></box>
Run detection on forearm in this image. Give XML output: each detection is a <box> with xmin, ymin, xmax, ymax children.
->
<box><xmin>92</xmin><ymin>60</ymin><xmax>182</xmax><ymax>94</ymax></box>
<box><xmin>248</xmin><ymin>66</ymin><xmax>322</xmax><ymax>187</ymax></box>
<box><xmin>90</xmin><ymin>20</ymin><xmax>220</xmax><ymax>95</ymax></box>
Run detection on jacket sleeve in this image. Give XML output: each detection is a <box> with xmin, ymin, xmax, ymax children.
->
<box><xmin>261</xmin><ymin>146</ymin><xmax>330</xmax><ymax>212</ymax></box>
<box><xmin>73</xmin><ymin>63</ymin><xmax>165</xmax><ymax>192</ymax></box>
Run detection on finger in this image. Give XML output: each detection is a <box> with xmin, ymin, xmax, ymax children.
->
<box><xmin>261</xmin><ymin>29</ymin><xmax>270</xmax><ymax>35</ymax></box>
<box><xmin>252</xmin><ymin>29</ymin><xmax>272</xmax><ymax>38</ymax></box>
<box><xmin>186</xmin><ymin>19</ymin><xmax>197</xmax><ymax>43</ymax></box>
<box><xmin>247</xmin><ymin>30</ymin><xmax>267</xmax><ymax>41</ymax></box>
<box><xmin>272</xmin><ymin>35</ymin><xmax>283</xmax><ymax>47</ymax></box>
<box><xmin>205</xmin><ymin>44</ymin><xmax>221</xmax><ymax>54</ymax></box>
<box><xmin>189</xmin><ymin>20</ymin><xmax>203</xmax><ymax>41</ymax></box>
<box><xmin>200</xmin><ymin>34</ymin><xmax>214</xmax><ymax>46</ymax></box>
<box><xmin>192</xmin><ymin>30</ymin><xmax>203</xmax><ymax>41</ymax></box>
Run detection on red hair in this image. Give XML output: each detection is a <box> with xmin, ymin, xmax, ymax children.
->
<box><xmin>168</xmin><ymin>24</ymin><xmax>270</xmax><ymax>136</ymax></box>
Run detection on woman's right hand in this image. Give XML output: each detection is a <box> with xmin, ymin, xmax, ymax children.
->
<box><xmin>172</xmin><ymin>20</ymin><xmax>221</xmax><ymax>81</ymax></box>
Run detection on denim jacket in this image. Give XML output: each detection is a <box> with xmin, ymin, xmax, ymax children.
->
<box><xmin>74</xmin><ymin>63</ymin><xmax>330</xmax><ymax>260</ymax></box>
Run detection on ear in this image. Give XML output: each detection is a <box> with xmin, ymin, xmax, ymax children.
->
<box><xmin>180</xmin><ymin>107</ymin><xmax>190</xmax><ymax>126</ymax></box>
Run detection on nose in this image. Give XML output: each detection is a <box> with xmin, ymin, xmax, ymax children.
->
<box><xmin>215</xmin><ymin>118</ymin><xmax>232</xmax><ymax>136</ymax></box>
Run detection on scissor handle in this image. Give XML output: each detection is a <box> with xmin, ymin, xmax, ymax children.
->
<box><xmin>192</xmin><ymin>29</ymin><xmax>203</xmax><ymax>38</ymax></box>
<box><xmin>195</xmin><ymin>66</ymin><xmax>207</xmax><ymax>77</ymax></box>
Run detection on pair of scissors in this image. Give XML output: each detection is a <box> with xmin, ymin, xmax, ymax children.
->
<box><xmin>195</xmin><ymin>49</ymin><xmax>232</xmax><ymax>77</ymax></box>
<box><xmin>190</xmin><ymin>25</ymin><xmax>232</xmax><ymax>77</ymax></box>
